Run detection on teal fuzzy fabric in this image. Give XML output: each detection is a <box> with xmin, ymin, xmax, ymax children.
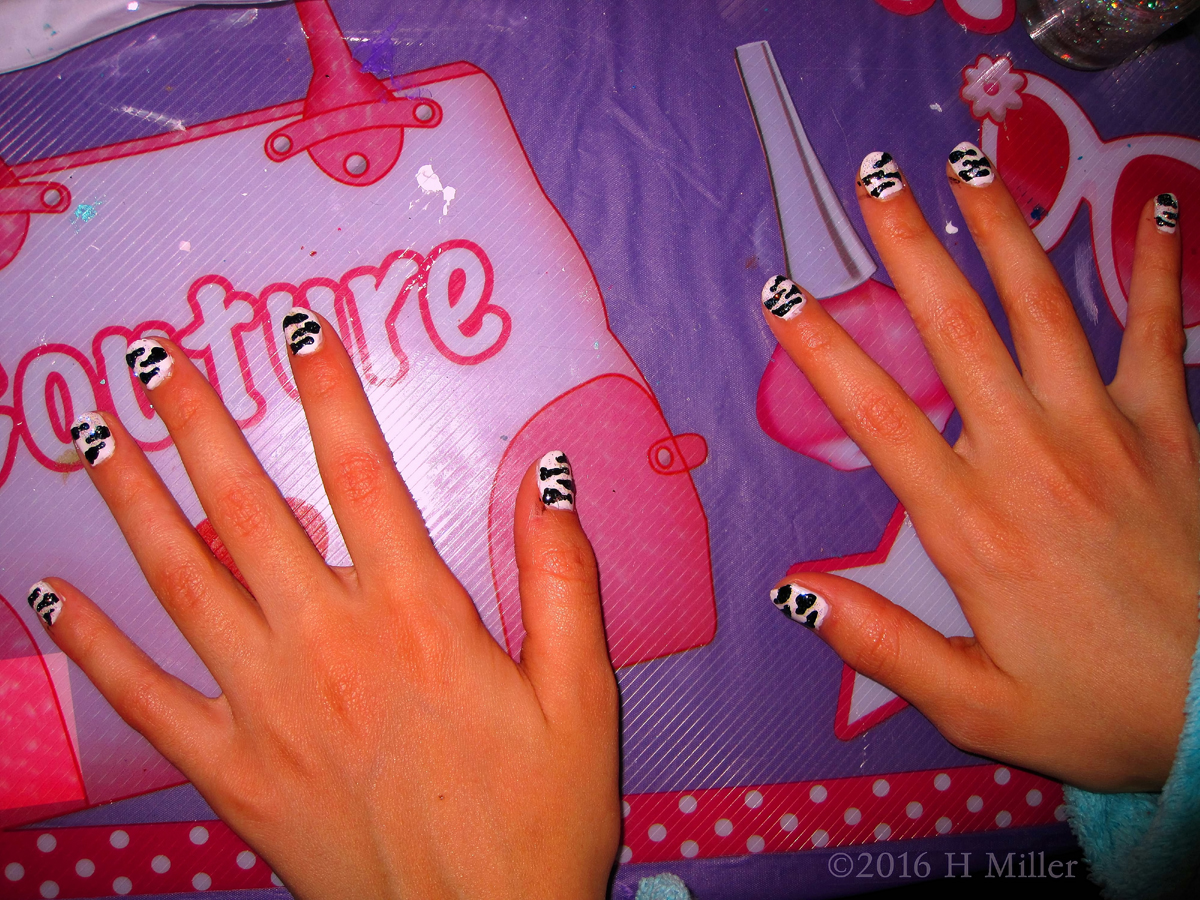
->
<box><xmin>1064</xmin><ymin>601</ymin><xmax>1200</xmax><ymax>899</ymax></box>
<box><xmin>634</xmin><ymin>873</ymin><xmax>692</xmax><ymax>900</ymax></box>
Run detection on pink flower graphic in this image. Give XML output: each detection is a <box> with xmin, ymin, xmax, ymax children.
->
<box><xmin>960</xmin><ymin>54</ymin><xmax>1026</xmax><ymax>123</ymax></box>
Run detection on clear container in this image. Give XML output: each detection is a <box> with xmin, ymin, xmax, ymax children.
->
<box><xmin>1020</xmin><ymin>0</ymin><xmax>1200</xmax><ymax>70</ymax></box>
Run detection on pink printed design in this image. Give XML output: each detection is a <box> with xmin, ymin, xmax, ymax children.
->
<box><xmin>619</xmin><ymin>764</ymin><xmax>1062</xmax><ymax>864</ymax></box>
<box><xmin>0</xmin><ymin>1</ymin><xmax>716</xmax><ymax>831</ymax></box>
<box><xmin>489</xmin><ymin>375</ymin><xmax>715</xmax><ymax>669</ymax></box>
<box><xmin>0</xmin><ymin>820</ymin><xmax>274</xmax><ymax>899</ymax></box>
<box><xmin>964</xmin><ymin>60</ymin><xmax>1200</xmax><ymax>360</ymax></box>
<box><xmin>0</xmin><ymin>596</ymin><xmax>86</xmax><ymax>828</ymax></box>
<box><xmin>960</xmin><ymin>55</ymin><xmax>1025</xmax><ymax>125</ymax></box>
<box><xmin>872</xmin><ymin>0</ymin><xmax>1015</xmax><ymax>34</ymax></box>
<box><xmin>0</xmin><ymin>155</ymin><xmax>69</xmax><ymax>273</ymax></box>
<box><xmin>757</xmin><ymin>280</ymin><xmax>953</xmax><ymax>471</ymax></box>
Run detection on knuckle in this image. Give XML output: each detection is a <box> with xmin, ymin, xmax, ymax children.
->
<box><xmin>211</xmin><ymin>475</ymin><xmax>274</xmax><ymax>544</ymax></box>
<box><xmin>118</xmin><ymin>673</ymin><xmax>170</xmax><ymax>731</ymax></box>
<box><xmin>931</xmin><ymin>300</ymin><xmax>986</xmax><ymax>353</ymax></box>
<box><xmin>852</xmin><ymin>614</ymin><xmax>903</xmax><ymax>684</ymax></box>
<box><xmin>1135</xmin><ymin>314</ymin><xmax>1186</xmax><ymax>361</ymax></box>
<box><xmin>875</xmin><ymin>210</ymin><xmax>929</xmax><ymax>249</ymax></box>
<box><xmin>156</xmin><ymin>556</ymin><xmax>219</xmax><ymax>617</ymax></box>
<box><xmin>852</xmin><ymin>388</ymin><xmax>912</xmax><ymax>445</ymax></box>
<box><xmin>529</xmin><ymin>532</ymin><xmax>598</xmax><ymax>588</ymax></box>
<box><xmin>1019</xmin><ymin>283</ymin><xmax>1075</xmax><ymax>332</ymax></box>
<box><xmin>301</xmin><ymin>355</ymin><xmax>344</xmax><ymax>403</ymax></box>
<box><xmin>329</xmin><ymin>448</ymin><xmax>392</xmax><ymax>506</ymax></box>
<box><xmin>167</xmin><ymin>381</ymin><xmax>208</xmax><ymax>433</ymax></box>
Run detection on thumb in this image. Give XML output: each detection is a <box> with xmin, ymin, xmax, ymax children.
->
<box><xmin>771</xmin><ymin>573</ymin><xmax>1002</xmax><ymax>737</ymax></box>
<box><xmin>514</xmin><ymin>450</ymin><xmax>615</xmax><ymax>722</ymax></box>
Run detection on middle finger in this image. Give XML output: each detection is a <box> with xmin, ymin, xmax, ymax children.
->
<box><xmin>126</xmin><ymin>337</ymin><xmax>337</xmax><ymax>618</ymax></box>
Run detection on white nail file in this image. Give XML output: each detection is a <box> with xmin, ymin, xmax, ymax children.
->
<box><xmin>736</xmin><ymin>40</ymin><xmax>877</xmax><ymax>299</ymax></box>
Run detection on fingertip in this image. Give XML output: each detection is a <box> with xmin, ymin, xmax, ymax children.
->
<box><xmin>1152</xmin><ymin>192</ymin><xmax>1180</xmax><ymax>236</ymax></box>
<box><xmin>125</xmin><ymin>336</ymin><xmax>176</xmax><ymax>391</ymax></box>
<box><xmin>946</xmin><ymin>141</ymin><xmax>995</xmax><ymax>189</ymax></box>
<box><xmin>26</xmin><ymin>579</ymin><xmax>64</xmax><ymax>629</ymax></box>
<box><xmin>761</xmin><ymin>275</ymin><xmax>813</xmax><ymax>324</ymax></box>
<box><xmin>857</xmin><ymin>150</ymin><xmax>906</xmax><ymax>202</ymax></box>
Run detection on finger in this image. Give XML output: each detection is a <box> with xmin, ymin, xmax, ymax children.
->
<box><xmin>126</xmin><ymin>337</ymin><xmax>334</xmax><ymax>614</ymax></box>
<box><xmin>946</xmin><ymin>141</ymin><xmax>1102</xmax><ymax>405</ymax></box>
<box><xmin>513</xmin><ymin>452</ymin><xmax>615</xmax><ymax>726</ymax></box>
<box><xmin>25</xmin><ymin>577</ymin><xmax>227</xmax><ymax>775</ymax></box>
<box><xmin>761</xmin><ymin>277</ymin><xmax>964</xmax><ymax>514</ymax></box>
<box><xmin>68</xmin><ymin>410</ymin><xmax>267</xmax><ymax>685</ymax></box>
<box><xmin>855</xmin><ymin>150</ymin><xmax>1027</xmax><ymax>422</ymax></box>
<box><xmin>282</xmin><ymin>309</ymin><xmax>438</xmax><ymax>582</ymax></box>
<box><xmin>1110</xmin><ymin>194</ymin><xmax>1190</xmax><ymax>430</ymax></box>
<box><xmin>769</xmin><ymin>573</ymin><xmax>1009</xmax><ymax>749</ymax></box>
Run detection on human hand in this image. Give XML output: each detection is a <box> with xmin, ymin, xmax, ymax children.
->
<box><xmin>761</xmin><ymin>148</ymin><xmax>1198</xmax><ymax>793</ymax></box>
<box><xmin>27</xmin><ymin>312</ymin><xmax>620</xmax><ymax>899</ymax></box>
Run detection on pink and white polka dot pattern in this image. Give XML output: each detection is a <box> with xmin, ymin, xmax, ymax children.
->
<box><xmin>619</xmin><ymin>764</ymin><xmax>1062</xmax><ymax>865</ymax></box>
<box><xmin>0</xmin><ymin>764</ymin><xmax>1063</xmax><ymax>894</ymax></box>
<box><xmin>0</xmin><ymin>821</ymin><xmax>274</xmax><ymax>899</ymax></box>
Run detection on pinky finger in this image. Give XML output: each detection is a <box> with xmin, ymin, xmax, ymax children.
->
<box><xmin>1110</xmin><ymin>194</ymin><xmax>1189</xmax><ymax>431</ymax></box>
<box><xmin>770</xmin><ymin>572</ymin><xmax>1010</xmax><ymax>752</ymax></box>
<box><xmin>26</xmin><ymin>578</ymin><xmax>227</xmax><ymax>773</ymax></box>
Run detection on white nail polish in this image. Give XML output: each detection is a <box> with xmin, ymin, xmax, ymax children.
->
<box><xmin>71</xmin><ymin>412</ymin><xmax>115</xmax><ymax>467</ymax></box>
<box><xmin>948</xmin><ymin>141</ymin><xmax>994</xmax><ymax>187</ymax></box>
<box><xmin>282</xmin><ymin>307</ymin><xmax>323</xmax><ymax>356</ymax></box>
<box><xmin>124</xmin><ymin>338</ymin><xmax>173</xmax><ymax>389</ymax></box>
<box><xmin>859</xmin><ymin>151</ymin><xmax>904</xmax><ymax>200</ymax></box>
<box><xmin>27</xmin><ymin>581</ymin><xmax>62</xmax><ymax>627</ymax></box>
<box><xmin>761</xmin><ymin>275</ymin><xmax>807</xmax><ymax>320</ymax></box>
<box><xmin>770</xmin><ymin>582</ymin><xmax>829</xmax><ymax>630</ymax></box>
<box><xmin>1155</xmin><ymin>193</ymin><xmax>1179</xmax><ymax>234</ymax></box>
<box><xmin>537</xmin><ymin>450</ymin><xmax>575</xmax><ymax>511</ymax></box>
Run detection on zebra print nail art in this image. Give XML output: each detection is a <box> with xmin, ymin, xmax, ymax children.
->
<box><xmin>859</xmin><ymin>151</ymin><xmax>904</xmax><ymax>200</ymax></box>
<box><xmin>125</xmin><ymin>338</ymin><xmax>173</xmax><ymax>389</ymax></box>
<box><xmin>282</xmin><ymin>307</ymin><xmax>323</xmax><ymax>356</ymax></box>
<box><xmin>1155</xmin><ymin>193</ymin><xmax>1179</xmax><ymax>234</ymax></box>
<box><xmin>27</xmin><ymin>581</ymin><xmax>62</xmax><ymax>627</ymax></box>
<box><xmin>948</xmin><ymin>142</ymin><xmax>994</xmax><ymax>187</ymax></box>
<box><xmin>762</xmin><ymin>275</ymin><xmax>807</xmax><ymax>320</ymax></box>
<box><xmin>770</xmin><ymin>582</ymin><xmax>829</xmax><ymax>630</ymax></box>
<box><xmin>537</xmin><ymin>450</ymin><xmax>575</xmax><ymax>511</ymax></box>
<box><xmin>71</xmin><ymin>412</ymin><xmax>115</xmax><ymax>466</ymax></box>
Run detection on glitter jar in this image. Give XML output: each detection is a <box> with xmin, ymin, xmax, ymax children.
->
<box><xmin>1019</xmin><ymin>0</ymin><xmax>1200</xmax><ymax>69</ymax></box>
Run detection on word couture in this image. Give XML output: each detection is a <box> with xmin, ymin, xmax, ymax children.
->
<box><xmin>0</xmin><ymin>239</ymin><xmax>509</xmax><ymax>481</ymax></box>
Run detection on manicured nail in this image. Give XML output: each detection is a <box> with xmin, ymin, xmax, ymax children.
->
<box><xmin>27</xmin><ymin>581</ymin><xmax>62</xmax><ymax>627</ymax></box>
<box><xmin>948</xmin><ymin>141</ymin><xmax>994</xmax><ymax>187</ymax></box>
<box><xmin>71</xmin><ymin>412</ymin><xmax>115</xmax><ymax>466</ymax></box>
<box><xmin>770</xmin><ymin>582</ymin><xmax>829</xmax><ymax>630</ymax></box>
<box><xmin>1155</xmin><ymin>193</ymin><xmax>1179</xmax><ymax>234</ymax></box>
<box><xmin>537</xmin><ymin>450</ymin><xmax>575</xmax><ymax>511</ymax></box>
<box><xmin>282</xmin><ymin>307</ymin><xmax>323</xmax><ymax>356</ymax></box>
<box><xmin>762</xmin><ymin>275</ymin><xmax>807</xmax><ymax>320</ymax></box>
<box><xmin>859</xmin><ymin>151</ymin><xmax>904</xmax><ymax>200</ymax></box>
<box><xmin>124</xmin><ymin>338</ymin><xmax>173</xmax><ymax>389</ymax></box>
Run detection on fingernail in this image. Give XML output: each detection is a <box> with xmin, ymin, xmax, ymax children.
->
<box><xmin>282</xmin><ymin>307</ymin><xmax>323</xmax><ymax>356</ymax></box>
<box><xmin>1155</xmin><ymin>193</ymin><xmax>1179</xmax><ymax>234</ymax></box>
<box><xmin>71</xmin><ymin>412</ymin><xmax>115</xmax><ymax>467</ymax></box>
<box><xmin>762</xmin><ymin>275</ymin><xmax>807</xmax><ymax>320</ymax></box>
<box><xmin>537</xmin><ymin>450</ymin><xmax>575</xmax><ymax>511</ymax></box>
<box><xmin>859</xmin><ymin>151</ymin><xmax>904</xmax><ymax>200</ymax></box>
<box><xmin>948</xmin><ymin>141</ymin><xmax>994</xmax><ymax>187</ymax></box>
<box><xmin>28</xmin><ymin>581</ymin><xmax>62</xmax><ymax>627</ymax></box>
<box><xmin>124</xmin><ymin>338</ymin><xmax>173</xmax><ymax>389</ymax></box>
<box><xmin>770</xmin><ymin>582</ymin><xmax>829</xmax><ymax>630</ymax></box>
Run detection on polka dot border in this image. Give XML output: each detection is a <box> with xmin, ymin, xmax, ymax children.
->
<box><xmin>618</xmin><ymin>764</ymin><xmax>1062</xmax><ymax>864</ymax></box>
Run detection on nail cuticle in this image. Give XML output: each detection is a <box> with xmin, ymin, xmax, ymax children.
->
<box><xmin>762</xmin><ymin>275</ymin><xmax>807</xmax><ymax>320</ymax></box>
<box><xmin>282</xmin><ymin>307</ymin><xmax>323</xmax><ymax>356</ymax></box>
<box><xmin>71</xmin><ymin>412</ymin><xmax>115</xmax><ymax>467</ymax></box>
<box><xmin>770</xmin><ymin>582</ymin><xmax>829</xmax><ymax>630</ymax></box>
<box><xmin>859</xmin><ymin>151</ymin><xmax>904</xmax><ymax>200</ymax></box>
<box><xmin>27</xmin><ymin>581</ymin><xmax>62</xmax><ymax>627</ymax></box>
<box><xmin>948</xmin><ymin>141</ymin><xmax>994</xmax><ymax>187</ymax></box>
<box><xmin>537</xmin><ymin>450</ymin><xmax>576</xmax><ymax>511</ymax></box>
<box><xmin>1155</xmin><ymin>193</ymin><xmax>1179</xmax><ymax>234</ymax></box>
<box><xmin>124</xmin><ymin>338</ymin><xmax>173</xmax><ymax>389</ymax></box>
